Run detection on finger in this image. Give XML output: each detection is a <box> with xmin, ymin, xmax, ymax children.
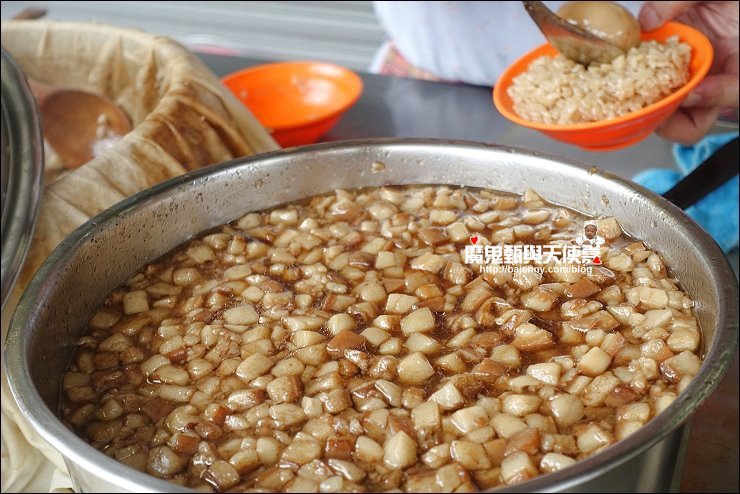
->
<box><xmin>655</xmin><ymin>106</ymin><xmax>722</xmax><ymax>145</ymax></box>
<box><xmin>682</xmin><ymin>74</ymin><xmax>740</xmax><ymax>109</ymax></box>
<box><xmin>639</xmin><ymin>1</ymin><xmax>701</xmax><ymax>30</ymax></box>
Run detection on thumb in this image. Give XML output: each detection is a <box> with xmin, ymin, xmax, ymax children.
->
<box><xmin>683</xmin><ymin>74</ymin><xmax>740</xmax><ymax>109</ymax></box>
<box><xmin>639</xmin><ymin>1</ymin><xmax>701</xmax><ymax>30</ymax></box>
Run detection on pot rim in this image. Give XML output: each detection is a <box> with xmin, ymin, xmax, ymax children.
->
<box><xmin>5</xmin><ymin>138</ymin><xmax>738</xmax><ymax>492</ymax></box>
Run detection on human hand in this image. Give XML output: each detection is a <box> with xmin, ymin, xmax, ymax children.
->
<box><xmin>639</xmin><ymin>1</ymin><xmax>739</xmax><ymax>145</ymax></box>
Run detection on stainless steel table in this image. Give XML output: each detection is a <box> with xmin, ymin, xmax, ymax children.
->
<box><xmin>199</xmin><ymin>53</ymin><xmax>739</xmax><ymax>493</ymax></box>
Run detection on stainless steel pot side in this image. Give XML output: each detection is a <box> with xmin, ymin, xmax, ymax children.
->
<box><xmin>1</xmin><ymin>48</ymin><xmax>44</xmax><ymax>309</ymax></box>
<box><xmin>5</xmin><ymin>140</ymin><xmax>738</xmax><ymax>493</ymax></box>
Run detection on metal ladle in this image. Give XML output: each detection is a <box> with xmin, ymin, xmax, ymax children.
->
<box><xmin>28</xmin><ymin>79</ymin><xmax>132</xmax><ymax>169</ymax></box>
<box><xmin>12</xmin><ymin>7</ymin><xmax>133</xmax><ymax>169</ymax></box>
<box><xmin>523</xmin><ymin>1</ymin><xmax>640</xmax><ymax>65</ymax></box>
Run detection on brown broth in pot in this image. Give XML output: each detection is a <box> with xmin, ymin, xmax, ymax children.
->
<box><xmin>60</xmin><ymin>185</ymin><xmax>702</xmax><ymax>492</ymax></box>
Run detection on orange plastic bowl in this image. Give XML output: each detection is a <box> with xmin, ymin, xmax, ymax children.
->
<box><xmin>222</xmin><ymin>61</ymin><xmax>363</xmax><ymax>148</ymax></box>
<box><xmin>493</xmin><ymin>22</ymin><xmax>713</xmax><ymax>151</ymax></box>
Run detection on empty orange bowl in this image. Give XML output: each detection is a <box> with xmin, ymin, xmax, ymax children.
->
<box><xmin>222</xmin><ymin>61</ymin><xmax>363</xmax><ymax>148</ymax></box>
<box><xmin>493</xmin><ymin>22</ymin><xmax>713</xmax><ymax>151</ymax></box>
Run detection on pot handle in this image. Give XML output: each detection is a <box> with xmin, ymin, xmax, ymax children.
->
<box><xmin>661</xmin><ymin>136</ymin><xmax>738</xmax><ymax>210</ymax></box>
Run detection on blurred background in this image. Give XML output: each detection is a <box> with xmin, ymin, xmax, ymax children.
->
<box><xmin>1</xmin><ymin>1</ymin><xmax>386</xmax><ymax>69</ymax></box>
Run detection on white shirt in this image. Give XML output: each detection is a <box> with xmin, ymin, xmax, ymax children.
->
<box><xmin>373</xmin><ymin>1</ymin><xmax>643</xmax><ymax>86</ymax></box>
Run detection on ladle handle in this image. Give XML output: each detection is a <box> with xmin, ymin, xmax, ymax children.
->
<box><xmin>12</xmin><ymin>8</ymin><xmax>47</xmax><ymax>20</ymax></box>
<box><xmin>661</xmin><ymin>137</ymin><xmax>739</xmax><ymax>210</ymax></box>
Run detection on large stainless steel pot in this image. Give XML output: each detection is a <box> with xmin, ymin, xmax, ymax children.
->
<box><xmin>5</xmin><ymin>139</ymin><xmax>738</xmax><ymax>492</ymax></box>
